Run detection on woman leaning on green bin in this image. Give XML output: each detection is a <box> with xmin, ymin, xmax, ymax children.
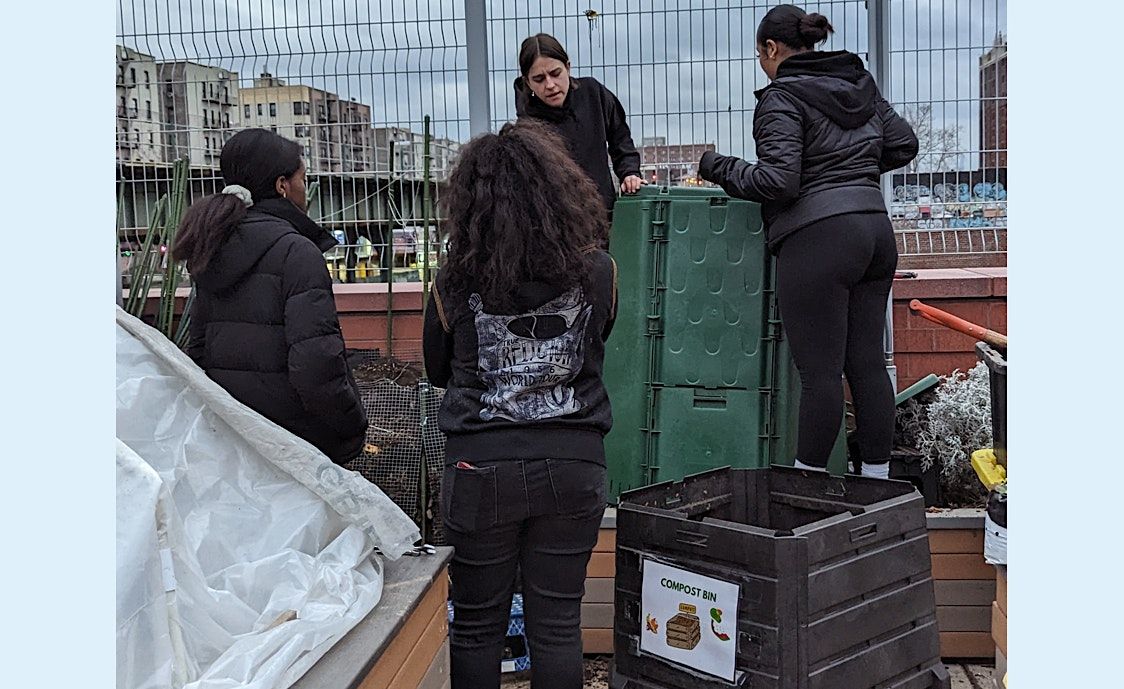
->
<box><xmin>514</xmin><ymin>32</ymin><xmax>643</xmax><ymax>241</ymax></box>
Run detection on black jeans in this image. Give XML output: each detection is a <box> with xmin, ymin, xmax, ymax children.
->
<box><xmin>442</xmin><ymin>458</ymin><xmax>606</xmax><ymax>689</ymax></box>
<box><xmin>776</xmin><ymin>212</ymin><xmax>898</xmax><ymax>468</ymax></box>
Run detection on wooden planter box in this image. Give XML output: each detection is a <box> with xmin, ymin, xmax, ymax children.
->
<box><xmin>583</xmin><ymin>507</ymin><xmax>996</xmax><ymax>661</ymax></box>
<box><xmin>926</xmin><ymin>508</ymin><xmax>997</xmax><ymax>659</ymax></box>
<box><xmin>580</xmin><ymin>511</ymin><xmax>617</xmax><ymax>654</ymax></box>
<box><xmin>993</xmin><ymin>565</ymin><xmax>1008</xmax><ymax>687</ymax></box>
<box><xmin>293</xmin><ymin>547</ymin><xmax>453</xmax><ymax>689</ymax></box>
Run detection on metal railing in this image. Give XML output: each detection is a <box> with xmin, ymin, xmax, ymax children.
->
<box><xmin>117</xmin><ymin>0</ymin><xmax>1008</xmax><ymax>293</ymax></box>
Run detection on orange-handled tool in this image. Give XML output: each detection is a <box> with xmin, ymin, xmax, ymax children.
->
<box><xmin>909</xmin><ymin>299</ymin><xmax>1008</xmax><ymax>349</ymax></box>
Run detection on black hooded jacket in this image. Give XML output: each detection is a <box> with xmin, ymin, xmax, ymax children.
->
<box><xmin>185</xmin><ymin>197</ymin><xmax>368</xmax><ymax>463</ymax></box>
<box><xmin>514</xmin><ymin>76</ymin><xmax>642</xmax><ymax>212</ymax></box>
<box><xmin>699</xmin><ymin>51</ymin><xmax>918</xmax><ymax>251</ymax></box>
<box><xmin>422</xmin><ymin>250</ymin><xmax>618</xmax><ymax>465</ymax></box>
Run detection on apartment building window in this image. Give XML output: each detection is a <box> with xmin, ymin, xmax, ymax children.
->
<box><xmin>224</xmin><ymin>113</ymin><xmax>230</xmax><ymax>128</ymax></box>
<box><xmin>293</xmin><ymin>102</ymin><xmax>302</xmax><ymax>116</ymax></box>
<box><xmin>271</xmin><ymin>126</ymin><xmax>277</xmax><ymax>133</ymax></box>
<box><xmin>304</xmin><ymin>145</ymin><xmax>312</xmax><ymax>158</ymax></box>
<box><xmin>130</xmin><ymin>67</ymin><xmax>136</xmax><ymax>83</ymax></box>
<box><xmin>131</xmin><ymin>98</ymin><xmax>138</xmax><ymax>115</ymax></box>
<box><xmin>119</xmin><ymin>95</ymin><xmax>126</xmax><ymax>114</ymax></box>
<box><xmin>269</xmin><ymin>102</ymin><xmax>277</xmax><ymax>117</ymax></box>
<box><xmin>295</xmin><ymin>125</ymin><xmax>309</xmax><ymax>138</ymax></box>
<box><xmin>149</xmin><ymin>132</ymin><xmax>155</xmax><ymax>145</ymax></box>
<box><xmin>257</xmin><ymin>103</ymin><xmax>263</xmax><ymax>116</ymax></box>
<box><xmin>209</xmin><ymin>83</ymin><xmax>214</xmax><ymax>99</ymax></box>
<box><xmin>146</xmin><ymin>101</ymin><xmax>152</xmax><ymax>120</ymax></box>
<box><xmin>244</xmin><ymin>104</ymin><xmax>250</xmax><ymax>119</ymax></box>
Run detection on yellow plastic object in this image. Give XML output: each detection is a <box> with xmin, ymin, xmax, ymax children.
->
<box><xmin>971</xmin><ymin>449</ymin><xmax>1007</xmax><ymax>490</ymax></box>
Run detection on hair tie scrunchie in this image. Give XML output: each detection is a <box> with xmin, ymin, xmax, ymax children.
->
<box><xmin>221</xmin><ymin>184</ymin><xmax>254</xmax><ymax>208</ymax></box>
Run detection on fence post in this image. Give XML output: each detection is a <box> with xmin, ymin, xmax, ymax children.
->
<box><xmin>116</xmin><ymin>244</ymin><xmax>124</xmax><ymax>309</ymax></box>
<box><xmin>465</xmin><ymin>0</ymin><xmax>491</xmax><ymax>136</ymax></box>
<box><xmin>868</xmin><ymin>0</ymin><xmax>898</xmax><ymax>393</ymax></box>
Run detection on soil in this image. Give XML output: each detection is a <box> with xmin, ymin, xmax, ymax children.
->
<box><xmin>351</xmin><ymin>356</ymin><xmax>423</xmax><ymax>387</ymax></box>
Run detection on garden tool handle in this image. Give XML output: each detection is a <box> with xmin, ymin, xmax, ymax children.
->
<box><xmin>909</xmin><ymin>299</ymin><xmax>1008</xmax><ymax>349</ymax></box>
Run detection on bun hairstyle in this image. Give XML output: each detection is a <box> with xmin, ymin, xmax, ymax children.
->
<box><xmin>757</xmin><ymin>4</ymin><xmax>835</xmax><ymax>50</ymax></box>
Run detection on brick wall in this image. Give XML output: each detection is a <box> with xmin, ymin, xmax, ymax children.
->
<box><xmin>138</xmin><ymin>269</ymin><xmax>1006</xmax><ymax>389</ymax></box>
<box><xmin>334</xmin><ymin>283</ymin><xmax>426</xmax><ymax>362</ymax></box>
<box><xmin>892</xmin><ymin>268</ymin><xmax>1006</xmax><ymax>389</ymax></box>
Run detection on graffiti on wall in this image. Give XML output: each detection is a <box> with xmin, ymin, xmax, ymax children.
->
<box><xmin>892</xmin><ymin>182</ymin><xmax>1007</xmax><ymax>203</ymax></box>
<box><xmin>890</xmin><ymin>182</ymin><xmax>1007</xmax><ymax>231</ymax></box>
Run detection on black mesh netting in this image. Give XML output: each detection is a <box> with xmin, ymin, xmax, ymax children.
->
<box><xmin>347</xmin><ymin>349</ymin><xmax>448</xmax><ymax>545</ymax></box>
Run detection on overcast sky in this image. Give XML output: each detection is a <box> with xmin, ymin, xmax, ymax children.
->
<box><xmin>117</xmin><ymin>0</ymin><xmax>1006</xmax><ymax>165</ymax></box>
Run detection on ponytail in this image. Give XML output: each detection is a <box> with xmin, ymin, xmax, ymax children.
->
<box><xmin>171</xmin><ymin>194</ymin><xmax>247</xmax><ymax>273</ymax></box>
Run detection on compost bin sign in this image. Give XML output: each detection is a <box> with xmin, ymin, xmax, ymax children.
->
<box><xmin>640</xmin><ymin>559</ymin><xmax>739</xmax><ymax>681</ymax></box>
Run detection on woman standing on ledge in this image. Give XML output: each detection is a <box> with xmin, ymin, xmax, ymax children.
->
<box><xmin>698</xmin><ymin>5</ymin><xmax>918</xmax><ymax>478</ymax></box>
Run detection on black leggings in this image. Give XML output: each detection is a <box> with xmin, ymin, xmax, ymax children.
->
<box><xmin>776</xmin><ymin>212</ymin><xmax>898</xmax><ymax>468</ymax></box>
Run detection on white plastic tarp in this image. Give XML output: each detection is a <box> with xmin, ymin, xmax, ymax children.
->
<box><xmin>116</xmin><ymin>307</ymin><xmax>421</xmax><ymax>689</ymax></box>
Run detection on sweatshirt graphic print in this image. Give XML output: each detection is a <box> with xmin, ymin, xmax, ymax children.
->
<box><xmin>471</xmin><ymin>287</ymin><xmax>592</xmax><ymax>422</ymax></box>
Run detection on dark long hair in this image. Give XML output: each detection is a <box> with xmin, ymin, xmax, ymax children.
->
<box><xmin>172</xmin><ymin>128</ymin><xmax>303</xmax><ymax>273</ymax></box>
<box><xmin>756</xmin><ymin>4</ymin><xmax>834</xmax><ymax>50</ymax></box>
<box><xmin>440</xmin><ymin>119</ymin><xmax>607</xmax><ymax>311</ymax></box>
<box><xmin>518</xmin><ymin>33</ymin><xmax>570</xmax><ymax>78</ymax></box>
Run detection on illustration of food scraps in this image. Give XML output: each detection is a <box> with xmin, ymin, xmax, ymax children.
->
<box><xmin>665</xmin><ymin>603</ymin><xmax>702</xmax><ymax>650</ymax></box>
<box><xmin>710</xmin><ymin>607</ymin><xmax>731</xmax><ymax>641</ymax></box>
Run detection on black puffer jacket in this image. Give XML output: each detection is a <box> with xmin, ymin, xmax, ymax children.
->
<box><xmin>185</xmin><ymin>197</ymin><xmax>368</xmax><ymax>463</ymax></box>
<box><xmin>699</xmin><ymin>51</ymin><xmax>918</xmax><ymax>251</ymax></box>
<box><xmin>515</xmin><ymin>76</ymin><xmax>642</xmax><ymax>212</ymax></box>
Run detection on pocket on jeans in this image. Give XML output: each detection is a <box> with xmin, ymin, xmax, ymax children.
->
<box><xmin>545</xmin><ymin>459</ymin><xmax>606</xmax><ymax>518</ymax></box>
<box><xmin>441</xmin><ymin>463</ymin><xmax>498</xmax><ymax>533</ymax></box>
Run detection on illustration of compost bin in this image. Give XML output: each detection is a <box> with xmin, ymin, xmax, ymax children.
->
<box><xmin>665</xmin><ymin>604</ymin><xmax>702</xmax><ymax>651</ymax></box>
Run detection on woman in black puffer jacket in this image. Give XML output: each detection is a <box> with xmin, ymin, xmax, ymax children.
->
<box><xmin>699</xmin><ymin>5</ymin><xmax>918</xmax><ymax>478</ymax></box>
<box><xmin>172</xmin><ymin>128</ymin><xmax>368</xmax><ymax>464</ymax></box>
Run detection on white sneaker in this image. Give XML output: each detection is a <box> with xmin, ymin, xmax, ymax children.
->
<box><xmin>793</xmin><ymin>458</ymin><xmax>827</xmax><ymax>472</ymax></box>
<box><xmin>861</xmin><ymin>462</ymin><xmax>890</xmax><ymax>479</ymax></box>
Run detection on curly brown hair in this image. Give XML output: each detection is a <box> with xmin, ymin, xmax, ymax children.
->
<box><xmin>440</xmin><ymin>119</ymin><xmax>608</xmax><ymax>310</ymax></box>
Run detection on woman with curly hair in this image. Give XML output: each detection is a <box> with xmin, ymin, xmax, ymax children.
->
<box><xmin>423</xmin><ymin>119</ymin><xmax>617</xmax><ymax>689</ymax></box>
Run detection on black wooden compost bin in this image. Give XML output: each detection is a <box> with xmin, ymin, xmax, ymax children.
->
<box><xmin>611</xmin><ymin>466</ymin><xmax>949</xmax><ymax>689</ymax></box>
